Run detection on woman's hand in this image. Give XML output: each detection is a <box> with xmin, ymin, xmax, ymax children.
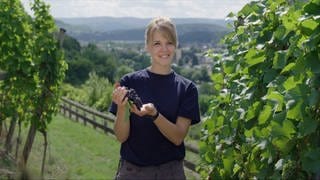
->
<box><xmin>112</xmin><ymin>83</ymin><xmax>131</xmax><ymax>143</ymax></box>
<box><xmin>112</xmin><ymin>85</ymin><xmax>128</xmax><ymax>109</ymax></box>
<box><xmin>130</xmin><ymin>103</ymin><xmax>157</xmax><ymax>117</ymax></box>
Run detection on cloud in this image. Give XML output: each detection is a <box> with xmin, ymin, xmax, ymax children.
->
<box><xmin>21</xmin><ymin>0</ymin><xmax>252</xmax><ymax>19</ymax></box>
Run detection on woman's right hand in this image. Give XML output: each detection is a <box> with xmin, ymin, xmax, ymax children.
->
<box><xmin>112</xmin><ymin>84</ymin><xmax>128</xmax><ymax>108</ymax></box>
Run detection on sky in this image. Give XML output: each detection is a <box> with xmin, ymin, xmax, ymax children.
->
<box><xmin>21</xmin><ymin>0</ymin><xmax>253</xmax><ymax>19</ymax></box>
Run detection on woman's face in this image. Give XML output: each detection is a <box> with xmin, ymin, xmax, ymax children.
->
<box><xmin>146</xmin><ymin>30</ymin><xmax>176</xmax><ymax>67</ymax></box>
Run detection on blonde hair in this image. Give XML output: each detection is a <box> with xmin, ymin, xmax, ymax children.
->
<box><xmin>145</xmin><ymin>16</ymin><xmax>178</xmax><ymax>47</ymax></box>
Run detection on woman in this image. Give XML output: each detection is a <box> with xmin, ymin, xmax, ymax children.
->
<box><xmin>110</xmin><ymin>16</ymin><xmax>201</xmax><ymax>179</ymax></box>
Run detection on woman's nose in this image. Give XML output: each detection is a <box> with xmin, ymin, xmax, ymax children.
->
<box><xmin>160</xmin><ymin>44</ymin><xmax>169</xmax><ymax>51</ymax></box>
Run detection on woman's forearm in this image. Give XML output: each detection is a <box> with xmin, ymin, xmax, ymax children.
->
<box><xmin>113</xmin><ymin>107</ymin><xmax>130</xmax><ymax>143</ymax></box>
<box><xmin>153</xmin><ymin>114</ymin><xmax>191</xmax><ymax>146</ymax></box>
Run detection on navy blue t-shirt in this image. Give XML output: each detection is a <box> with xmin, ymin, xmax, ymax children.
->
<box><xmin>109</xmin><ymin>68</ymin><xmax>201</xmax><ymax>166</ymax></box>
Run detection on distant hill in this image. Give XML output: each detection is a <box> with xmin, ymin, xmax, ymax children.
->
<box><xmin>55</xmin><ymin>16</ymin><xmax>231</xmax><ymax>44</ymax></box>
<box><xmin>58</xmin><ymin>17</ymin><xmax>149</xmax><ymax>32</ymax></box>
<box><xmin>57</xmin><ymin>16</ymin><xmax>229</xmax><ymax>31</ymax></box>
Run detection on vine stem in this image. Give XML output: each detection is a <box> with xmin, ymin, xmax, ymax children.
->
<box><xmin>41</xmin><ymin>131</ymin><xmax>48</xmax><ymax>178</ymax></box>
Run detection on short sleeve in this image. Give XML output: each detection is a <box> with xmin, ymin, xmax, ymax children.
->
<box><xmin>108</xmin><ymin>76</ymin><xmax>130</xmax><ymax>115</ymax></box>
<box><xmin>178</xmin><ymin>83</ymin><xmax>201</xmax><ymax>125</ymax></box>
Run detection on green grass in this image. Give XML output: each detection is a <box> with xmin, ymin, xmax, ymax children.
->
<box><xmin>25</xmin><ymin>114</ymin><xmax>121</xmax><ymax>179</ymax></box>
<box><xmin>1</xmin><ymin>114</ymin><xmax>200</xmax><ymax>179</ymax></box>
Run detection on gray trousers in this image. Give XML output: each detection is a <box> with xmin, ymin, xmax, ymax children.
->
<box><xmin>115</xmin><ymin>159</ymin><xmax>186</xmax><ymax>180</ymax></box>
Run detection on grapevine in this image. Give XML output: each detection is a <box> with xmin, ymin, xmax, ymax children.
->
<box><xmin>0</xmin><ymin>0</ymin><xmax>67</xmax><ymax>176</ymax></box>
<box><xmin>200</xmin><ymin>0</ymin><xmax>320</xmax><ymax>179</ymax></box>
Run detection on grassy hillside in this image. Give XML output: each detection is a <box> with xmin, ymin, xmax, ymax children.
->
<box><xmin>26</xmin><ymin>115</ymin><xmax>121</xmax><ymax>179</ymax></box>
<box><xmin>1</xmin><ymin>114</ymin><xmax>200</xmax><ymax>179</ymax></box>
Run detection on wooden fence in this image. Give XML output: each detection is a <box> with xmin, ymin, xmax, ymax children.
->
<box><xmin>59</xmin><ymin>97</ymin><xmax>200</xmax><ymax>173</ymax></box>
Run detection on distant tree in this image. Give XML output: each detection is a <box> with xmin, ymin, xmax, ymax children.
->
<box><xmin>65</xmin><ymin>57</ymin><xmax>93</xmax><ymax>85</ymax></box>
<box><xmin>199</xmin><ymin>94</ymin><xmax>211</xmax><ymax>116</ymax></box>
<box><xmin>191</xmin><ymin>71</ymin><xmax>202</xmax><ymax>83</ymax></box>
<box><xmin>132</xmin><ymin>54</ymin><xmax>151</xmax><ymax>70</ymax></box>
<box><xmin>116</xmin><ymin>49</ymin><xmax>151</xmax><ymax>71</ymax></box>
<box><xmin>62</xmin><ymin>35</ymin><xmax>81</xmax><ymax>60</ymax></box>
<box><xmin>115</xmin><ymin>65</ymin><xmax>134</xmax><ymax>81</ymax></box>
<box><xmin>199</xmin><ymin>82</ymin><xmax>214</xmax><ymax>95</ymax></box>
<box><xmin>180</xmin><ymin>50</ymin><xmax>199</xmax><ymax>66</ymax></box>
<box><xmin>199</xmin><ymin>66</ymin><xmax>211</xmax><ymax>82</ymax></box>
<box><xmin>82</xmin><ymin>43</ymin><xmax>117</xmax><ymax>83</ymax></box>
<box><xmin>62</xmin><ymin>72</ymin><xmax>114</xmax><ymax>112</ymax></box>
<box><xmin>62</xmin><ymin>35</ymin><xmax>81</xmax><ymax>52</ymax></box>
<box><xmin>179</xmin><ymin>68</ymin><xmax>194</xmax><ymax>81</ymax></box>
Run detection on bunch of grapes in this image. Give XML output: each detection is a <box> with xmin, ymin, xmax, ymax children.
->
<box><xmin>281</xmin><ymin>160</ymin><xmax>297</xmax><ymax>179</ymax></box>
<box><xmin>123</xmin><ymin>88</ymin><xmax>143</xmax><ymax>110</ymax></box>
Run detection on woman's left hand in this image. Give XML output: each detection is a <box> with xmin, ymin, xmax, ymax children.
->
<box><xmin>130</xmin><ymin>103</ymin><xmax>157</xmax><ymax>117</ymax></box>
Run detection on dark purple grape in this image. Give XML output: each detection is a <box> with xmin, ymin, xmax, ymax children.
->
<box><xmin>122</xmin><ymin>88</ymin><xmax>143</xmax><ymax>110</ymax></box>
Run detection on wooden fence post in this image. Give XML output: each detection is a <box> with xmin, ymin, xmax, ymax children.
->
<box><xmin>93</xmin><ymin>115</ymin><xmax>96</xmax><ymax>129</ymax></box>
<box><xmin>63</xmin><ymin>102</ymin><xmax>66</xmax><ymax>115</ymax></box>
<box><xmin>104</xmin><ymin>119</ymin><xmax>108</xmax><ymax>134</ymax></box>
<box><xmin>68</xmin><ymin>103</ymin><xmax>72</xmax><ymax>119</ymax></box>
<box><xmin>75</xmin><ymin>108</ymin><xmax>79</xmax><ymax>122</ymax></box>
<box><xmin>83</xmin><ymin>111</ymin><xmax>87</xmax><ymax>126</ymax></box>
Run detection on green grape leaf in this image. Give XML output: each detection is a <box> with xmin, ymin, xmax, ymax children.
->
<box><xmin>283</xmin><ymin>76</ymin><xmax>298</xmax><ymax>91</ymax></box>
<box><xmin>246</xmin><ymin>101</ymin><xmax>262</xmax><ymax>121</ymax></box>
<box><xmin>273</xmin><ymin>25</ymin><xmax>287</xmax><ymax>41</ymax></box>
<box><xmin>222</xmin><ymin>148</ymin><xmax>234</xmax><ymax>175</ymax></box>
<box><xmin>271</xmin><ymin>119</ymin><xmax>296</xmax><ymax>138</ymax></box>
<box><xmin>303</xmin><ymin>2</ymin><xmax>320</xmax><ymax>15</ymax></box>
<box><xmin>301</xmin><ymin>148</ymin><xmax>320</xmax><ymax>173</ymax></box>
<box><xmin>245</xmin><ymin>49</ymin><xmax>266</xmax><ymax>67</ymax></box>
<box><xmin>305</xmin><ymin>51</ymin><xmax>320</xmax><ymax>73</ymax></box>
<box><xmin>273</xmin><ymin>50</ymin><xmax>287</xmax><ymax>69</ymax></box>
<box><xmin>298</xmin><ymin>116</ymin><xmax>318</xmax><ymax>137</ymax></box>
<box><xmin>264</xmin><ymin>91</ymin><xmax>284</xmax><ymax>112</ymax></box>
<box><xmin>300</xmin><ymin>19</ymin><xmax>318</xmax><ymax>36</ymax></box>
<box><xmin>308</xmin><ymin>88</ymin><xmax>319</xmax><ymax>106</ymax></box>
<box><xmin>272</xmin><ymin>137</ymin><xmax>294</xmax><ymax>153</ymax></box>
<box><xmin>280</xmin><ymin>63</ymin><xmax>295</xmax><ymax>74</ymax></box>
<box><xmin>286</xmin><ymin>100</ymin><xmax>303</xmax><ymax>120</ymax></box>
<box><xmin>258</xmin><ymin>105</ymin><xmax>272</xmax><ymax>125</ymax></box>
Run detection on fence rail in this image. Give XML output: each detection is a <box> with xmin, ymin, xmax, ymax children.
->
<box><xmin>59</xmin><ymin>97</ymin><xmax>200</xmax><ymax>173</ymax></box>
